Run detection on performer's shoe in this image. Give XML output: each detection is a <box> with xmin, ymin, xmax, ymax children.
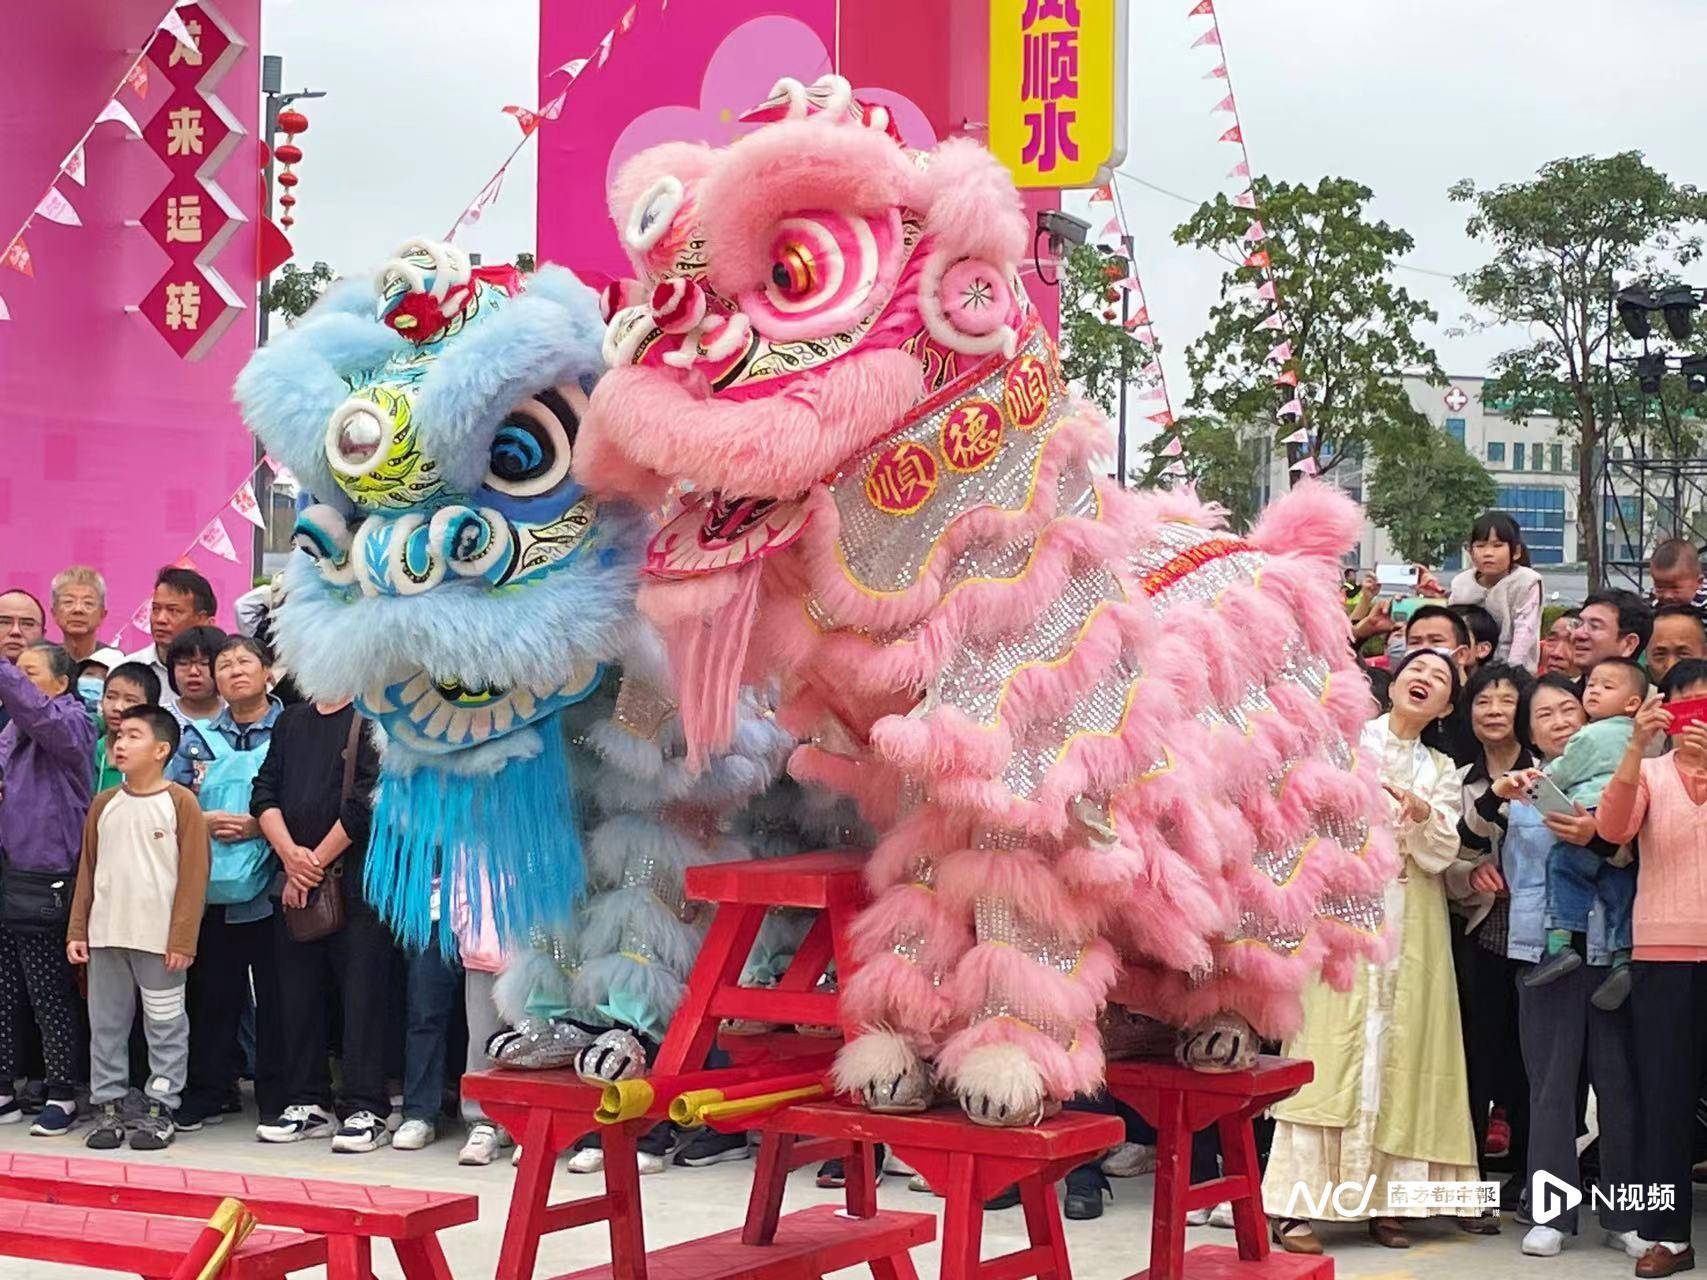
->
<box><xmin>486</xmin><ymin>1018</ymin><xmax>592</xmax><ymax>1071</ymax></box>
<box><xmin>1270</xmin><ymin>1217</ymin><xmax>1323</xmax><ymax>1255</ymax></box>
<box><xmin>1635</xmin><ymin>1244</ymin><xmax>1696</xmax><ymax>1277</ymax></box>
<box><xmin>1176</xmin><ymin>1012</ymin><xmax>1259</xmax><ymax>1073</ymax></box>
<box><xmin>575</xmin><ymin>1029</ymin><xmax>648</xmax><ymax>1085</ymax></box>
<box><xmin>1369</xmin><ymin>1217</ymin><xmax>1412</xmax><ymax>1249</ymax></box>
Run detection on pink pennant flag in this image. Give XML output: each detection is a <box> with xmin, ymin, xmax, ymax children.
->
<box><xmin>1160</xmin><ymin>435</ymin><xmax>1184</xmax><ymax>457</ymax></box>
<box><xmin>1278</xmin><ymin>397</ymin><xmax>1304</xmax><ymax>418</ymax></box>
<box><xmin>502</xmin><ymin>105</ymin><xmax>540</xmax><ymax>135</ymax></box>
<box><xmin>3</xmin><ymin>238</ymin><xmax>33</xmax><ymax>278</ymax></box>
<box><xmin>1281</xmin><ymin>426</ymin><xmax>1310</xmax><ymax>445</ymax></box>
<box><xmin>1291</xmin><ymin>457</ymin><xmax>1320</xmax><ymax>476</ymax></box>
<box><xmin>1211</xmin><ymin>93</ymin><xmax>1236</xmax><ymax>114</ymax></box>
<box><xmin>125</xmin><ymin>61</ymin><xmax>149</xmax><ymax>99</ymax></box>
<box><xmin>1100</xmin><ymin>215</ymin><xmax>1121</xmax><ymax>238</ymax></box>
<box><xmin>1228</xmin><ymin>160</ymin><xmax>1250</xmax><ymax>180</ymax></box>
<box><xmin>0</xmin><ymin>294</ymin><xmax>9</xmax><ymax>323</ymax></box>
<box><xmin>1266</xmin><ymin>340</ymin><xmax>1293</xmax><ymax>364</ymax></box>
<box><xmin>1124</xmin><ymin>307</ymin><xmax>1151</xmax><ymax>329</ymax></box>
<box><xmin>1129</xmin><ymin>326</ymin><xmax>1156</xmax><ymax>344</ymax></box>
<box><xmin>261</xmin><ymin>453</ymin><xmax>281</xmax><ymax>473</ymax></box>
<box><xmin>1147</xmin><ymin>410</ymin><xmax>1176</xmax><ymax>427</ymax></box>
<box><xmin>62</xmin><ymin>145</ymin><xmax>86</xmax><ymax>187</ymax></box>
<box><xmin>1191</xmin><ymin>27</ymin><xmax>1222</xmax><ymax>49</ymax></box>
<box><xmin>1257</xmin><ymin>280</ymin><xmax>1278</xmax><ymax>300</ymax></box>
<box><xmin>197</xmin><ymin>517</ymin><xmax>239</xmax><ymax>562</ymax></box>
<box><xmin>1203</xmin><ymin>64</ymin><xmax>1228</xmax><ymax>80</ymax></box>
<box><xmin>1233</xmin><ymin>190</ymin><xmax>1256</xmax><ymax>209</ymax></box>
<box><xmin>1256</xmin><ymin>312</ymin><xmax>1284</xmax><ymax>331</ymax></box>
<box><xmin>1242</xmin><ymin>220</ymin><xmax>1266</xmax><ymax>242</ymax></box>
<box><xmin>595</xmin><ymin>29</ymin><xmax>615</xmax><ymax>68</ymax></box>
<box><xmin>128</xmin><ymin>599</ymin><xmax>151</xmax><ymax>634</ymax></box>
<box><xmin>555</xmin><ymin>56</ymin><xmax>590</xmax><ymax>80</ymax></box>
<box><xmin>619</xmin><ymin>3</ymin><xmax>638</xmax><ymax>33</ymax></box>
<box><xmin>1141</xmin><ymin>360</ymin><xmax>1163</xmax><ymax>379</ymax></box>
<box><xmin>158</xmin><ymin>7</ymin><xmax>199</xmax><ymax>55</ymax></box>
<box><xmin>540</xmin><ymin>88</ymin><xmax>568</xmax><ymax>121</ymax></box>
<box><xmin>35</xmin><ymin>187</ymin><xmax>80</xmax><ymax>227</ymax></box>
<box><xmin>230</xmin><ymin>480</ymin><xmax>267</xmax><ymax>531</ymax></box>
<box><xmin>1218</xmin><ymin>125</ymin><xmax>1243</xmax><ymax>145</ymax></box>
<box><xmin>95</xmin><ymin>99</ymin><xmax>143</xmax><ymax>137</ymax></box>
<box><xmin>1163</xmin><ymin>460</ymin><xmax>1189</xmax><ymax>478</ymax></box>
<box><xmin>1189</xmin><ymin>0</ymin><xmax>1215</xmax><ymax>13</ymax></box>
<box><xmin>1089</xmin><ymin>183</ymin><xmax>1113</xmax><ymax>203</ymax></box>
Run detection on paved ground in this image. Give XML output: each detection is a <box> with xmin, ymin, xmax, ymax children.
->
<box><xmin>1</xmin><ymin>1110</ymin><xmax>1696</xmax><ymax>1279</ymax></box>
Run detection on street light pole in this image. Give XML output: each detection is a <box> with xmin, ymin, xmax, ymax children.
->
<box><xmin>1115</xmin><ymin>233</ymin><xmax>1134</xmax><ymax>489</ymax></box>
<box><xmin>257</xmin><ymin>54</ymin><xmax>325</xmax><ymax>348</ymax></box>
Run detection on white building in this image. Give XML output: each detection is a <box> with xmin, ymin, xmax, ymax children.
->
<box><xmin>1250</xmin><ymin>374</ymin><xmax>1631</xmax><ymax>576</ymax></box>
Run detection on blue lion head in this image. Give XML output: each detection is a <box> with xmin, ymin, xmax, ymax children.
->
<box><xmin>236</xmin><ymin>239</ymin><xmax>641</xmax><ymax>769</ymax></box>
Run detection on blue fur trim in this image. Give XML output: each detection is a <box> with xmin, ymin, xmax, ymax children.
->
<box><xmin>365</xmin><ymin>714</ymin><xmax>586</xmax><ymax>951</ymax></box>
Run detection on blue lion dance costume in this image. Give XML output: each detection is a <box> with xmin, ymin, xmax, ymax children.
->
<box><xmin>235</xmin><ymin>238</ymin><xmax>642</xmax><ymax>951</ymax></box>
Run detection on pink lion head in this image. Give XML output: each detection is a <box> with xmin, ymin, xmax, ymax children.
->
<box><xmin>576</xmin><ymin>74</ymin><xmax>1034</xmax><ymax>506</ymax></box>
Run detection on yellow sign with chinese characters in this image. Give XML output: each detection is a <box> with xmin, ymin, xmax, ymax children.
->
<box><xmin>988</xmin><ymin>0</ymin><xmax>1127</xmax><ymax>190</ymax></box>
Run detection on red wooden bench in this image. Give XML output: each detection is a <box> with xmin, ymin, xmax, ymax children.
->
<box><xmin>465</xmin><ymin>849</ymin><xmax>938</xmax><ymax>1280</ymax></box>
<box><xmin>0</xmin><ymin>1197</ymin><xmax>325</xmax><ymax>1279</ymax></box>
<box><xmin>760</xmin><ymin>1099</ymin><xmax>1124</xmax><ymax>1280</ymax></box>
<box><xmin>1104</xmin><ymin>1055</ymin><xmax>1327</xmax><ymax>1280</ymax></box>
<box><xmin>0</xmin><ymin>1151</ymin><xmax>478</xmax><ymax>1280</ymax></box>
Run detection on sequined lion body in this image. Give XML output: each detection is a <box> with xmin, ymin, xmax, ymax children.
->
<box><xmin>575</xmin><ymin>77</ymin><xmax>1398</xmax><ymax>1123</ymax></box>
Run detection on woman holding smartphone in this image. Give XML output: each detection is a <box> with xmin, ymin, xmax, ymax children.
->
<box><xmin>1597</xmin><ymin>659</ymin><xmax>1707</xmax><ymax>1278</ymax></box>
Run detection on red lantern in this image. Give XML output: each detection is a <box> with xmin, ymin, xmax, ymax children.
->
<box><xmin>278</xmin><ymin>194</ymin><xmax>296</xmax><ymax>208</ymax></box>
<box><xmin>277</xmin><ymin>171</ymin><xmax>298</xmax><ymax>188</ymax></box>
<box><xmin>274</xmin><ymin>142</ymin><xmax>303</xmax><ymax>165</ymax></box>
<box><xmin>276</xmin><ymin>109</ymin><xmax>309</xmax><ymax>136</ymax></box>
<box><xmin>280</xmin><ymin>214</ymin><xmax>295</xmax><ymax>227</ymax></box>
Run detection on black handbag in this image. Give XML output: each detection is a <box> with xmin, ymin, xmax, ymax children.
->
<box><xmin>0</xmin><ymin>864</ymin><xmax>74</xmax><ymax>933</ymax></box>
<box><xmin>282</xmin><ymin>711</ymin><xmax>363</xmax><ymax>944</ymax></box>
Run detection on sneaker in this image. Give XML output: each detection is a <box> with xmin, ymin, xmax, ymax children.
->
<box><xmin>817</xmin><ymin>1144</ymin><xmax>888</xmax><ymax>1188</ymax></box>
<box><xmin>0</xmin><ymin>1098</ymin><xmax>22</xmax><ymax>1125</ymax></box>
<box><xmin>1521</xmin><ymin>949</ymin><xmax>1583</xmax><ymax>988</ymax></box>
<box><xmin>257</xmin><ymin>1105</ymin><xmax>336</xmax><ymax>1144</ymax></box>
<box><xmin>1208</xmin><ymin>1202</ymin><xmax>1236</xmax><ymax>1229</ymax></box>
<box><xmin>1611</xmin><ymin>1231</ymin><xmax>1651</xmax><ymax>1259</ymax></box>
<box><xmin>386</xmin><ymin>1096</ymin><xmax>404</xmax><ymax>1134</ymax></box>
<box><xmin>638</xmin><ymin>1151</ymin><xmax>667</xmax><ymax>1175</ymax></box>
<box><xmin>84</xmin><ymin>1101</ymin><xmax>126</xmax><ymax>1150</ymax></box>
<box><xmin>1522</xmin><ymin>1225</ymin><xmax>1566</xmax><ymax>1257</ymax></box>
<box><xmin>458</xmin><ymin>1123</ymin><xmax>513</xmax><ymax>1166</ymax></box>
<box><xmin>909</xmin><ymin>1172</ymin><xmax>933</xmax><ymax>1193</ymax></box>
<box><xmin>19</xmin><ymin>1081</ymin><xmax>46</xmax><ymax>1115</ymax></box>
<box><xmin>394</xmin><ymin>1119</ymin><xmax>437</xmax><ymax>1150</ymax></box>
<box><xmin>1063</xmin><ymin>1165</ymin><xmax>1111</xmax><ymax>1221</ymax></box>
<box><xmin>566</xmin><ymin>1145</ymin><xmax>605</xmax><ymax>1174</ymax></box>
<box><xmin>672</xmin><ymin>1127</ymin><xmax>750</xmax><ymax>1167</ymax></box>
<box><xmin>985</xmin><ymin>1184</ymin><xmax>1021</xmax><ymax>1211</ymax></box>
<box><xmin>1101</xmin><ymin>1141</ymin><xmax>1156</xmax><ymax>1177</ymax></box>
<box><xmin>129</xmin><ymin>1102</ymin><xmax>176</xmax><ymax>1151</ymax></box>
<box><xmin>29</xmin><ymin>1101</ymin><xmax>77</xmax><ymax>1137</ymax></box>
<box><xmin>1186</xmin><ymin>1207</ymin><xmax>1213</xmax><ymax>1227</ymax></box>
<box><xmin>1591</xmin><ymin>964</ymin><xmax>1633</xmax><ymax>1011</ymax></box>
<box><xmin>332</xmin><ymin>1111</ymin><xmax>391</xmax><ymax>1154</ymax></box>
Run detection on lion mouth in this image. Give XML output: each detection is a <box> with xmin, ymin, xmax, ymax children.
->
<box><xmin>360</xmin><ymin>661</ymin><xmax>603</xmax><ymax>751</ymax></box>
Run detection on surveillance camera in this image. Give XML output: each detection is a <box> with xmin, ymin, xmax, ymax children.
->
<box><xmin>1037</xmin><ymin>209</ymin><xmax>1091</xmax><ymax>248</ymax></box>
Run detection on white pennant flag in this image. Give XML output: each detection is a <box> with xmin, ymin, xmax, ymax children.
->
<box><xmin>229</xmin><ymin>480</ymin><xmax>267</xmax><ymax>531</ymax></box>
<box><xmin>1281</xmin><ymin>426</ymin><xmax>1310</xmax><ymax>445</ymax></box>
<box><xmin>0</xmin><ymin>294</ymin><xmax>9</xmax><ymax>322</ymax></box>
<box><xmin>95</xmin><ymin>99</ymin><xmax>143</xmax><ymax>137</ymax></box>
<box><xmin>556</xmin><ymin>56</ymin><xmax>590</xmax><ymax>81</ymax></box>
<box><xmin>159</xmin><ymin>7</ymin><xmax>199</xmax><ymax>55</ymax></box>
<box><xmin>594</xmin><ymin>29</ymin><xmax>615</xmax><ymax>68</ymax></box>
<box><xmin>63</xmin><ymin>145</ymin><xmax>86</xmax><ymax>187</ymax></box>
<box><xmin>540</xmin><ymin>88</ymin><xmax>568</xmax><ymax>120</ymax></box>
<box><xmin>35</xmin><ymin>187</ymin><xmax>81</xmax><ymax>227</ymax></box>
<box><xmin>1256</xmin><ymin>312</ymin><xmax>1284</xmax><ymax>331</ymax></box>
<box><xmin>197</xmin><ymin>517</ymin><xmax>239</xmax><ymax>561</ymax></box>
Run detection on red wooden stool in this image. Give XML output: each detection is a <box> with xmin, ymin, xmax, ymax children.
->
<box><xmin>761</xmin><ymin>1099</ymin><xmax>1124</xmax><ymax>1280</ymax></box>
<box><xmin>467</xmin><ymin>849</ymin><xmax>918</xmax><ymax>1280</ymax></box>
<box><xmin>1104</xmin><ymin>1055</ymin><xmax>1328</xmax><ymax>1280</ymax></box>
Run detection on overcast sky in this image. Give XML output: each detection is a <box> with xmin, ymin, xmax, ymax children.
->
<box><xmin>268</xmin><ymin>0</ymin><xmax>1706</xmax><ymax>401</ymax></box>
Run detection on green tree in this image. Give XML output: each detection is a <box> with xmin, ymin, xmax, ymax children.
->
<box><xmin>1452</xmin><ymin>151</ymin><xmax>1707</xmax><ymax>586</ymax></box>
<box><xmin>1133</xmin><ymin>414</ymin><xmax>1263</xmax><ymax>529</ymax></box>
<box><xmin>1056</xmin><ymin>242</ymin><xmax>1160</xmax><ymax>480</ymax></box>
<box><xmin>1365</xmin><ymin>433</ymin><xmax>1497</xmax><ymax>565</ymax></box>
<box><xmin>1173</xmin><ymin>176</ymin><xmax>1444</xmax><ymax>483</ymax></box>
<box><xmin>261</xmin><ymin>260</ymin><xmax>335</xmax><ymax>324</ymax></box>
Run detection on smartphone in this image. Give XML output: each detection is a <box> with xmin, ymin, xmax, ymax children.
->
<box><xmin>1375</xmin><ymin>563</ymin><xmax>1417</xmax><ymax>592</ymax></box>
<box><xmin>1668</xmin><ymin>696</ymin><xmax>1707</xmax><ymax>735</ymax></box>
<box><xmin>1524</xmin><ymin>774</ymin><xmax>1578</xmax><ymax>818</ymax></box>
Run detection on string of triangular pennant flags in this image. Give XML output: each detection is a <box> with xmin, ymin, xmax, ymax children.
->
<box><xmin>447</xmin><ymin>0</ymin><xmax>666</xmax><ymax>241</ymax></box>
<box><xmin>0</xmin><ymin>1</ymin><xmax>196</xmax><ymax>326</ymax></box>
<box><xmin>1090</xmin><ymin>181</ymin><xmax>1188</xmax><ymax>485</ymax></box>
<box><xmin>1186</xmin><ymin>0</ymin><xmax>1314</xmax><ymax>476</ymax></box>
<box><xmin>110</xmin><ymin>454</ymin><xmax>288</xmax><ymax>649</ymax></box>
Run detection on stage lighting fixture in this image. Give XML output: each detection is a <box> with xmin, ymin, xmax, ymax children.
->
<box><xmin>1657</xmin><ymin>284</ymin><xmax>1699</xmax><ymax>342</ymax></box>
<box><xmin>1636</xmin><ymin>352</ymin><xmax>1668</xmax><ymax>395</ymax></box>
<box><xmin>1617</xmin><ymin>287</ymin><xmax>1655</xmax><ymax>340</ymax></box>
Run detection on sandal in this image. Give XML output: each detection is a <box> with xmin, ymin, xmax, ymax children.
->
<box><xmin>1369</xmin><ymin>1217</ymin><xmax>1412</xmax><ymax>1249</ymax></box>
<box><xmin>1271</xmin><ymin>1217</ymin><xmax>1324</xmax><ymax>1255</ymax></box>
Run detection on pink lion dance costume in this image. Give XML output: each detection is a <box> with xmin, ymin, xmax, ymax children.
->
<box><xmin>576</xmin><ymin>75</ymin><xmax>1397</xmax><ymax>1126</ymax></box>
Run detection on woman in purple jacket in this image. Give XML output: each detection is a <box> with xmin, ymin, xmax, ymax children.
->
<box><xmin>0</xmin><ymin>640</ymin><xmax>96</xmax><ymax>1135</ymax></box>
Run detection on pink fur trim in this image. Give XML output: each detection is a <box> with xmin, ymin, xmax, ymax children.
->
<box><xmin>906</xmin><ymin>138</ymin><xmax>1029</xmax><ymax>269</ymax></box>
<box><xmin>934</xmin><ymin>846</ymin><xmax>1104</xmax><ymax>939</ymax></box>
<box><xmin>1248</xmin><ymin>479</ymin><xmax>1362</xmax><ymax>567</ymax></box>
<box><xmin>934</xmin><ymin>1016</ymin><xmax>1107</xmax><ymax>1100</ymax></box>
<box><xmin>607</xmin><ymin>141</ymin><xmax>719</xmax><ymax>243</ymax></box>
